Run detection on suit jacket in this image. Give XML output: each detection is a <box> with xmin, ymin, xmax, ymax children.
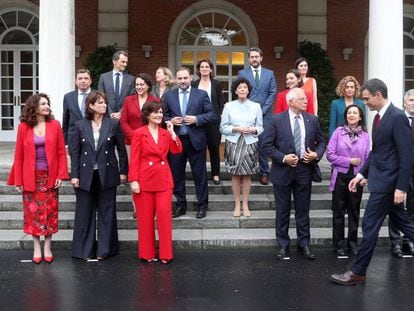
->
<box><xmin>70</xmin><ymin>116</ymin><xmax>128</xmax><ymax>192</ymax></box>
<box><xmin>329</xmin><ymin>98</ymin><xmax>366</xmax><ymax>138</ymax></box>
<box><xmin>359</xmin><ymin>103</ymin><xmax>413</xmax><ymax>193</ymax></box>
<box><xmin>62</xmin><ymin>90</ymin><xmax>85</xmax><ymax>146</ymax></box>
<box><xmin>128</xmin><ymin>126</ymin><xmax>182</xmax><ymax>191</ymax></box>
<box><xmin>274</xmin><ymin>89</ymin><xmax>314</xmax><ymax>115</ymax></box>
<box><xmin>120</xmin><ymin>94</ymin><xmax>160</xmax><ymax>145</ymax></box>
<box><xmin>162</xmin><ymin>87</ymin><xmax>216</xmax><ymax>151</ymax></box>
<box><xmin>98</xmin><ymin>71</ymin><xmax>135</xmax><ymax>114</ymax></box>
<box><xmin>191</xmin><ymin>78</ymin><xmax>225</xmax><ymax>123</ymax></box>
<box><xmin>7</xmin><ymin>120</ymin><xmax>69</xmax><ymax>192</ymax></box>
<box><xmin>261</xmin><ymin>110</ymin><xmax>326</xmax><ymax>186</ymax></box>
<box><xmin>237</xmin><ymin>67</ymin><xmax>276</xmax><ymax>120</ymax></box>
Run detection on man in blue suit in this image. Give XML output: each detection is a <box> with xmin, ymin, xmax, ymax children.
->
<box><xmin>62</xmin><ymin>68</ymin><xmax>93</xmax><ymax>148</ymax></box>
<box><xmin>330</xmin><ymin>79</ymin><xmax>414</xmax><ymax>285</ymax></box>
<box><xmin>262</xmin><ymin>87</ymin><xmax>325</xmax><ymax>260</ymax></box>
<box><xmin>238</xmin><ymin>47</ymin><xmax>276</xmax><ymax>185</ymax></box>
<box><xmin>163</xmin><ymin>67</ymin><xmax>216</xmax><ymax>218</ymax></box>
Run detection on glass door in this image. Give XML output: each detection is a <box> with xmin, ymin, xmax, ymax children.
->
<box><xmin>0</xmin><ymin>47</ymin><xmax>38</xmax><ymax>141</ymax></box>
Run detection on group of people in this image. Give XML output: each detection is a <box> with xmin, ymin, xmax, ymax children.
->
<box><xmin>6</xmin><ymin>47</ymin><xmax>414</xmax><ymax>285</ymax></box>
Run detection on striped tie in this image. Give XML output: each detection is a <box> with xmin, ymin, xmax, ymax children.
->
<box><xmin>294</xmin><ymin>115</ymin><xmax>301</xmax><ymax>157</ymax></box>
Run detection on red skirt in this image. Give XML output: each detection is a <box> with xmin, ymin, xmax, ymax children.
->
<box><xmin>22</xmin><ymin>170</ymin><xmax>59</xmax><ymax>236</ymax></box>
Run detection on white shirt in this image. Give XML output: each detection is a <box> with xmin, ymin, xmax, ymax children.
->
<box><xmin>78</xmin><ymin>88</ymin><xmax>91</xmax><ymax>111</ymax></box>
<box><xmin>112</xmin><ymin>70</ymin><xmax>123</xmax><ymax>94</ymax></box>
<box><xmin>288</xmin><ymin>109</ymin><xmax>305</xmax><ymax>157</ymax></box>
<box><xmin>179</xmin><ymin>86</ymin><xmax>191</xmax><ymax>114</ymax></box>
<box><xmin>250</xmin><ymin>65</ymin><xmax>261</xmax><ymax>80</ymax></box>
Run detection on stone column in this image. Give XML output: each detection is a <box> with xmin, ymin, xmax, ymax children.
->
<box><xmin>39</xmin><ymin>0</ymin><xmax>75</xmax><ymax>122</ymax></box>
<box><xmin>368</xmin><ymin>0</ymin><xmax>403</xmax><ymax>110</ymax></box>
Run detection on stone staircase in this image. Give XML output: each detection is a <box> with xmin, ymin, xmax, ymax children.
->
<box><xmin>0</xmin><ymin>159</ymin><xmax>394</xmax><ymax>251</ymax></box>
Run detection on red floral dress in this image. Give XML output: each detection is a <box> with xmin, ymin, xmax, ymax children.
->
<box><xmin>22</xmin><ymin>170</ymin><xmax>59</xmax><ymax>236</ymax></box>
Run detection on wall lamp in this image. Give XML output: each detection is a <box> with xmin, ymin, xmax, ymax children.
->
<box><xmin>142</xmin><ymin>45</ymin><xmax>152</xmax><ymax>58</ymax></box>
<box><xmin>273</xmin><ymin>46</ymin><xmax>284</xmax><ymax>59</ymax></box>
<box><xmin>342</xmin><ymin>48</ymin><xmax>353</xmax><ymax>61</ymax></box>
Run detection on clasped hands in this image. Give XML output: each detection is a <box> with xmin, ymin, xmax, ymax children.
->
<box><xmin>232</xmin><ymin>125</ymin><xmax>257</xmax><ymax>134</ymax></box>
<box><xmin>284</xmin><ymin>148</ymin><xmax>317</xmax><ymax>167</ymax></box>
<box><xmin>171</xmin><ymin>115</ymin><xmax>197</xmax><ymax>126</ymax></box>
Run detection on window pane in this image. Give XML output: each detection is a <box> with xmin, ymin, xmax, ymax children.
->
<box><xmin>404</xmin><ymin>35</ymin><xmax>414</xmax><ymax>48</ymax></box>
<box><xmin>1</xmin><ymin>64</ymin><xmax>13</xmax><ymax>76</ymax></box>
<box><xmin>1</xmin><ymin>78</ymin><xmax>13</xmax><ymax>90</ymax></box>
<box><xmin>196</xmin><ymin>51</ymin><xmax>210</xmax><ymax>61</ymax></box>
<box><xmin>179</xmin><ymin>30</ymin><xmax>196</xmax><ymax>45</ymax></box>
<box><xmin>2</xmin><ymin>11</ymin><xmax>17</xmax><ymax>28</ymax></box>
<box><xmin>2</xmin><ymin>118</ymin><xmax>14</xmax><ymax>131</ymax></box>
<box><xmin>216</xmin><ymin>65</ymin><xmax>229</xmax><ymax>76</ymax></box>
<box><xmin>216</xmin><ymin>51</ymin><xmax>229</xmax><ymax>64</ymax></box>
<box><xmin>18</xmin><ymin>11</ymin><xmax>33</xmax><ymax>28</ymax></box>
<box><xmin>20</xmin><ymin>64</ymin><xmax>33</xmax><ymax>77</ymax></box>
<box><xmin>213</xmin><ymin>13</ymin><xmax>229</xmax><ymax>29</ymax></box>
<box><xmin>232</xmin><ymin>52</ymin><xmax>245</xmax><ymax>65</ymax></box>
<box><xmin>1</xmin><ymin>51</ymin><xmax>13</xmax><ymax>63</ymax></box>
<box><xmin>2</xmin><ymin>30</ymin><xmax>33</xmax><ymax>44</ymax></box>
<box><xmin>21</xmin><ymin>92</ymin><xmax>34</xmax><ymax>104</ymax></box>
<box><xmin>198</xmin><ymin>32</ymin><xmax>229</xmax><ymax>46</ymax></box>
<box><xmin>1</xmin><ymin>105</ymin><xmax>13</xmax><ymax>118</ymax></box>
<box><xmin>405</xmin><ymin>54</ymin><xmax>414</xmax><ymax>66</ymax></box>
<box><xmin>197</xmin><ymin>13</ymin><xmax>212</xmax><ymax>28</ymax></box>
<box><xmin>1</xmin><ymin>92</ymin><xmax>13</xmax><ymax>103</ymax></box>
<box><xmin>21</xmin><ymin>51</ymin><xmax>34</xmax><ymax>63</ymax></box>
<box><xmin>405</xmin><ymin>80</ymin><xmax>414</xmax><ymax>91</ymax></box>
<box><xmin>28</xmin><ymin>17</ymin><xmax>39</xmax><ymax>36</ymax></box>
<box><xmin>21</xmin><ymin>78</ymin><xmax>33</xmax><ymax>90</ymax></box>
<box><xmin>231</xmin><ymin>31</ymin><xmax>247</xmax><ymax>46</ymax></box>
<box><xmin>404</xmin><ymin>17</ymin><xmax>414</xmax><ymax>33</ymax></box>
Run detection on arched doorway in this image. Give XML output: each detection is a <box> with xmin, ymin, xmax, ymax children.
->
<box><xmin>169</xmin><ymin>0</ymin><xmax>258</xmax><ymax>102</ymax></box>
<box><xmin>0</xmin><ymin>8</ymin><xmax>38</xmax><ymax>141</ymax></box>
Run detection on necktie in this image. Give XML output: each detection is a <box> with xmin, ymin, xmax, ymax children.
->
<box><xmin>80</xmin><ymin>92</ymin><xmax>87</xmax><ymax>117</ymax></box>
<box><xmin>294</xmin><ymin>115</ymin><xmax>301</xmax><ymax>157</ymax></box>
<box><xmin>115</xmin><ymin>72</ymin><xmax>120</xmax><ymax>109</ymax></box>
<box><xmin>254</xmin><ymin>70</ymin><xmax>260</xmax><ymax>88</ymax></box>
<box><xmin>410</xmin><ymin>117</ymin><xmax>414</xmax><ymax>139</ymax></box>
<box><xmin>181</xmin><ymin>90</ymin><xmax>188</xmax><ymax>135</ymax></box>
<box><xmin>374</xmin><ymin>113</ymin><xmax>380</xmax><ymax>129</ymax></box>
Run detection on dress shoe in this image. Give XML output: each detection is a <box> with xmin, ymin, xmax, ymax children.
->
<box><xmin>297</xmin><ymin>246</ymin><xmax>316</xmax><ymax>260</ymax></box>
<box><xmin>44</xmin><ymin>256</ymin><xmax>54</xmax><ymax>263</ymax></box>
<box><xmin>32</xmin><ymin>257</ymin><xmax>42</xmax><ymax>264</ymax></box>
<box><xmin>196</xmin><ymin>208</ymin><xmax>206</xmax><ymax>219</ymax></box>
<box><xmin>277</xmin><ymin>247</ymin><xmax>290</xmax><ymax>260</ymax></box>
<box><xmin>132</xmin><ymin>212</ymin><xmax>136</xmax><ymax>219</ymax></box>
<box><xmin>402</xmin><ymin>241</ymin><xmax>414</xmax><ymax>255</ymax></box>
<box><xmin>172</xmin><ymin>207</ymin><xmax>186</xmax><ymax>218</ymax></box>
<box><xmin>329</xmin><ymin>270</ymin><xmax>366</xmax><ymax>286</ymax></box>
<box><xmin>391</xmin><ymin>244</ymin><xmax>403</xmax><ymax>258</ymax></box>
<box><xmin>212</xmin><ymin>176</ymin><xmax>221</xmax><ymax>185</ymax></box>
<box><xmin>160</xmin><ymin>259</ymin><xmax>172</xmax><ymax>265</ymax></box>
<box><xmin>335</xmin><ymin>247</ymin><xmax>346</xmax><ymax>256</ymax></box>
<box><xmin>259</xmin><ymin>175</ymin><xmax>269</xmax><ymax>185</ymax></box>
<box><xmin>348</xmin><ymin>242</ymin><xmax>358</xmax><ymax>255</ymax></box>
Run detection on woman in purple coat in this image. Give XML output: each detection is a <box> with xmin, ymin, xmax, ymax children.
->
<box><xmin>327</xmin><ymin>104</ymin><xmax>370</xmax><ymax>256</ymax></box>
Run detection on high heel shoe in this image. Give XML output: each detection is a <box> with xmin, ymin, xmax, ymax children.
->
<box><xmin>44</xmin><ymin>256</ymin><xmax>54</xmax><ymax>263</ymax></box>
<box><xmin>160</xmin><ymin>259</ymin><xmax>172</xmax><ymax>264</ymax></box>
<box><xmin>32</xmin><ymin>257</ymin><xmax>42</xmax><ymax>264</ymax></box>
<box><xmin>212</xmin><ymin>176</ymin><xmax>221</xmax><ymax>185</ymax></box>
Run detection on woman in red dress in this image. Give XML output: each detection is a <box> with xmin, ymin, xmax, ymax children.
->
<box><xmin>7</xmin><ymin>93</ymin><xmax>68</xmax><ymax>263</ymax></box>
<box><xmin>129</xmin><ymin>101</ymin><xmax>182</xmax><ymax>264</ymax></box>
<box><xmin>295</xmin><ymin>57</ymin><xmax>318</xmax><ymax>115</ymax></box>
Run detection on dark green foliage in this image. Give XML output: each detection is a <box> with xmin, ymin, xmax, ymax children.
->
<box><xmin>84</xmin><ymin>44</ymin><xmax>118</xmax><ymax>89</ymax></box>
<box><xmin>297</xmin><ymin>40</ymin><xmax>337</xmax><ymax>137</ymax></box>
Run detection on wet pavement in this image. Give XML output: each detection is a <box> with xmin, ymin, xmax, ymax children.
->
<box><xmin>1</xmin><ymin>247</ymin><xmax>414</xmax><ymax>311</ymax></box>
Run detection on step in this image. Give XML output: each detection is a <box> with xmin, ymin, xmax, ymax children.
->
<box><xmin>0</xmin><ymin>226</ymin><xmax>394</xmax><ymax>250</ymax></box>
<box><xmin>0</xmin><ymin>193</ymin><xmax>370</xmax><ymax>211</ymax></box>
<box><xmin>0</xmin><ymin>210</ymin><xmax>381</xmax><ymax>230</ymax></box>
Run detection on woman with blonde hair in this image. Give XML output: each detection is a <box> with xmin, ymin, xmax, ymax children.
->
<box><xmin>152</xmin><ymin>67</ymin><xmax>175</xmax><ymax>100</ymax></box>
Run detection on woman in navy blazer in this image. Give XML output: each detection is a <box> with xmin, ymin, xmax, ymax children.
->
<box><xmin>192</xmin><ymin>59</ymin><xmax>225</xmax><ymax>184</ymax></box>
<box><xmin>70</xmin><ymin>91</ymin><xmax>128</xmax><ymax>260</ymax></box>
<box><xmin>129</xmin><ymin>101</ymin><xmax>182</xmax><ymax>263</ymax></box>
<box><xmin>329</xmin><ymin>76</ymin><xmax>365</xmax><ymax>138</ymax></box>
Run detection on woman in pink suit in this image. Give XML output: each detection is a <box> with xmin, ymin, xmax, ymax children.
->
<box><xmin>7</xmin><ymin>93</ymin><xmax>68</xmax><ymax>263</ymax></box>
<box><xmin>129</xmin><ymin>101</ymin><xmax>182</xmax><ymax>264</ymax></box>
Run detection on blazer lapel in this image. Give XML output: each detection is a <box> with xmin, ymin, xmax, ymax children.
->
<box><xmin>144</xmin><ymin>126</ymin><xmax>164</xmax><ymax>159</ymax></box>
<box><xmin>303</xmin><ymin>113</ymin><xmax>311</xmax><ymax>148</ymax></box>
<box><xmin>282</xmin><ymin>112</ymin><xmax>295</xmax><ymax>152</ymax></box>
<box><xmin>84</xmin><ymin>120</ymin><xmax>95</xmax><ymax>151</ymax></box>
<box><xmin>97</xmin><ymin>117</ymin><xmax>110</xmax><ymax>151</ymax></box>
<box><xmin>71</xmin><ymin>92</ymin><xmax>83</xmax><ymax>119</ymax></box>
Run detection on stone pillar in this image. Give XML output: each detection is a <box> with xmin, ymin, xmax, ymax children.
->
<box><xmin>368</xmin><ymin>0</ymin><xmax>403</xmax><ymax>110</ymax></box>
<box><xmin>39</xmin><ymin>0</ymin><xmax>75</xmax><ymax>122</ymax></box>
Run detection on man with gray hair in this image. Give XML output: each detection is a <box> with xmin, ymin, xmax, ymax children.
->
<box><xmin>388</xmin><ymin>88</ymin><xmax>414</xmax><ymax>257</ymax></box>
<box><xmin>98</xmin><ymin>50</ymin><xmax>135</xmax><ymax>119</ymax></box>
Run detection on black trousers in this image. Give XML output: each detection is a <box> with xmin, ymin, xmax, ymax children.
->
<box><xmin>388</xmin><ymin>190</ymin><xmax>414</xmax><ymax>246</ymax></box>
<box><xmin>331</xmin><ymin>172</ymin><xmax>363</xmax><ymax>247</ymax></box>
<box><xmin>72</xmin><ymin>170</ymin><xmax>119</xmax><ymax>259</ymax></box>
<box><xmin>205</xmin><ymin>122</ymin><xmax>221</xmax><ymax>177</ymax></box>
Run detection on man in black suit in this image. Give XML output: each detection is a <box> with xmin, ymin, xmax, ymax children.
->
<box><xmin>262</xmin><ymin>87</ymin><xmax>325</xmax><ymax>260</ymax></box>
<box><xmin>98</xmin><ymin>50</ymin><xmax>135</xmax><ymax>119</ymax></box>
<box><xmin>388</xmin><ymin>89</ymin><xmax>414</xmax><ymax>257</ymax></box>
<box><xmin>330</xmin><ymin>79</ymin><xmax>414</xmax><ymax>285</ymax></box>
<box><xmin>163</xmin><ymin>67</ymin><xmax>216</xmax><ymax>219</ymax></box>
<box><xmin>62</xmin><ymin>68</ymin><xmax>92</xmax><ymax>148</ymax></box>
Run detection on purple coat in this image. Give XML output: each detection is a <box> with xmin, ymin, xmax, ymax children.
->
<box><xmin>327</xmin><ymin>126</ymin><xmax>371</xmax><ymax>192</ymax></box>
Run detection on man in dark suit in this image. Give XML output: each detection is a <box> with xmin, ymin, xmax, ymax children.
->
<box><xmin>388</xmin><ymin>89</ymin><xmax>414</xmax><ymax>257</ymax></box>
<box><xmin>163</xmin><ymin>67</ymin><xmax>216</xmax><ymax>219</ymax></box>
<box><xmin>62</xmin><ymin>68</ymin><xmax>92</xmax><ymax>148</ymax></box>
<box><xmin>98</xmin><ymin>50</ymin><xmax>135</xmax><ymax>119</ymax></box>
<box><xmin>330</xmin><ymin>79</ymin><xmax>414</xmax><ymax>285</ymax></box>
<box><xmin>262</xmin><ymin>87</ymin><xmax>325</xmax><ymax>260</ymax></box>
<box><xmin>238</xmin><ymin>47</ymin><xmax>276</xmax><ymax>185</ymax></box>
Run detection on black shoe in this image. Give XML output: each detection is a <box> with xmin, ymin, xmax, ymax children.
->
<box><xmin>196</xmin><ymin>208</ymin><xmax>206</xmax><ymax>219</ymax></box>
<box><xmin>402</xmin><ymin>241</ymin><xmax>414</xmax><ymax>255</ymax></box>
<box><xmin>391</xmin><ymin>244</ymin><xmax>403</xmax><ymax>259</ymax></box>
<box><xmin>277</xmin><ymin>247</ymin><xmax>290</xmax><ymax>260</ymax></box>
<box><xmin>172</xmin><ymin>207</ymin><xmax>186</xmax><ymax>218</ymax></box>
<box><xmin>348</xmin><ymin>242</ymin><xmax>358</xmax><ymax>255</ymax></box>
<box><xmin>212</xmin><ymin>176</ymin><xmax>221</xmax><ymax>185</ymax></box>
<box><xmin>336</xmin><ymin>247</ymin><xmax>346</xmax><ymax>256</ymax></box>
<box><xmin>298</xmin><ymin>246</ymin><xmax>316</xmax><ymax>260</ymax></box>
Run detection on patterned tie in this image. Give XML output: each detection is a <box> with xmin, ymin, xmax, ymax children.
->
<box><xmin>181</xmin><ymin>90</ymin><xmax>188</xmax><ymax>135</ymax></box>
<box><xmin>254</xmin><ymin>70</ymin><xmax>260</xmax><ymax>88</ymax></box>
<box><xmin>294</xmin><ymin>115</ymin><xmax>301</xmax><ymax>157</ymax></box>
<box><xmin>115</xmin><ymin>72</ymin><xmax>120</xmax><ymax>110</ymax></box>
<box><xmin>80</xmin><ymin>92</ymin><xmax>87</xmax><ymax>117</ymax></box>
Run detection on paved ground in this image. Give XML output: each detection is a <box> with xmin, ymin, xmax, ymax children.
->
<box><xmin>1</xmin><ymin>247</ymin><xmax>414</xmax><ymax>311</ymax></box>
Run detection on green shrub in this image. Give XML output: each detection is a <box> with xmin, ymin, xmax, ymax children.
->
<box><xmin>84</xmin><ymin>44</ymin><xmax>118</xmax><ymax>89</ymax></box>
<box><xmin>297</xmin><ymin>40</ymin><xmax>337</xmax><ymax>137</ymax></box>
